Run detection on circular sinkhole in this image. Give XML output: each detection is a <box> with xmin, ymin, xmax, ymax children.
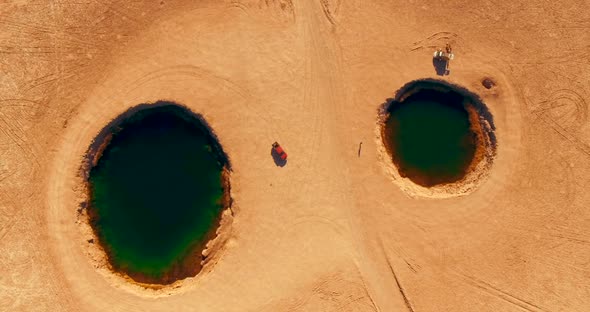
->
<box><xmin>82</xmin><ymin>102</ymin><xmax>232</xmax><ymax>285</ymax></box>
<box><xmin>482</xmin><ymin>77</ymin><xmax>496</xmax><ymax>89</ymax></box>
<box><xmin>379</xmin><ymin>79</ymin><xmax>496</xmax><ymax>197</ymax></box>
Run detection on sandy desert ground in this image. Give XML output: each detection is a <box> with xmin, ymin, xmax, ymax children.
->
<box><xmin>1</xmin><ymin>0</ymin><xmax>589</xmax><ymax>311</ymax></box>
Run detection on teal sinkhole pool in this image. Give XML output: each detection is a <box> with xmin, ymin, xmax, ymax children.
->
<box><xmin>382</xmin><ymin>83</ymin><xmax>483</xmax><ymax>187</ymax></box>
<box><xmin>87</xmin><ymin>103</ymin><xmax>230</xmax><ymax>284</ymax></box>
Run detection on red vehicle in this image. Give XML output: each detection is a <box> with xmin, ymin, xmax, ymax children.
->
<box><xmin>272</xmin><ymin>142</ymin><xmax>288</xmax><ymax>160</ymax></box>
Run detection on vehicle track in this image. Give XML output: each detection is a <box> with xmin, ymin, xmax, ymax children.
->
<box><xmin>454</xmin><ymin>271</ymin><xmax>551</xmax><ymax>312</ymax></box>
<box><xmin>532</xmin><ymin>89</ymin><xmax>588</xmax><ymax>131</ymax></box>
<box><xmin>411</xmin><ymin>31</ymin><xmax>464</xmax><ymax>51</ymax></box>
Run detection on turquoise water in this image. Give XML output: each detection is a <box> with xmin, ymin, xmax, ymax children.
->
<box><xmin>383</xmin><ymin>89</ymin><xmax>477</xmax><ymax>186</ymax></box>
<box><xmin>88</xmin><ymin>105</ymin><xmax>228</xmax><ymax>283</ymax></box>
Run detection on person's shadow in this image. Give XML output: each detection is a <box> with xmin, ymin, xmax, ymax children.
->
<box><xmin>270</xmin><ymin>148</ymin><xmax>287</xmax><ymax>167</ymax></box>
<box><xmin>433</xmin><ymin>58</ymin><xmax>450</xmax><ymax>76</ymax></box>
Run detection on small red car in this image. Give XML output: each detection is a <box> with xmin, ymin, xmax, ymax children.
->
<box><xmin>272</xmin><ymin>142</ymin><xmax>288</xmax><ymax>160</ymax></box>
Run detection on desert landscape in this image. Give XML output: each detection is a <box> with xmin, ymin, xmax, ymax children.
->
<box><xmin>1</xmin><ymin>0</ymin><xmax>589</xmax><ymax>311</ymax></box>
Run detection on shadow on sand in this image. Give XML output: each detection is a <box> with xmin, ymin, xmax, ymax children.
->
<box><xmin>270</xmin><ymin>148</ymin><xmax>287</xmax><ymax>167</ymax></box>
<box><xmin>432</xmin><ymin>58</ymin><xmax>450</xmax><ymax>76</ymax></box>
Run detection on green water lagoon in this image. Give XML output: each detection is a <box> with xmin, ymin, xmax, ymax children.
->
<box><xmin>383</xmin><ymin>84</ymin><xmax>478</xmax><ymax>187</ymax></box>
<box><xmin>87</xmin><ymin>104</ymin><xmax>229</xmax><ymax>284</ymax></box>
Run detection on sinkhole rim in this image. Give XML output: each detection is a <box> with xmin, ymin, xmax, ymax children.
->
<box><xmin>378</xmin><ymin>78</ymin><xmax>497</xmax><ymax>198</ymax></box>
<box><xmin>78</xmin><ymin>101</ymin><xmax>233</xmax><ymax>288</ymax></box>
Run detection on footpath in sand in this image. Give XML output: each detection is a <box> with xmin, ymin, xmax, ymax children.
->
<box><xmin>1</xmin><ymin>1</ymin><xmax>589</xmax><ymax>311</ymax></box>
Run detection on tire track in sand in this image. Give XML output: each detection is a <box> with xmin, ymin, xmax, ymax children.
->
<box><xmin>531</xmin><ymin>89</ymin><xmax>590</xmax><ymax>158</ymax></box>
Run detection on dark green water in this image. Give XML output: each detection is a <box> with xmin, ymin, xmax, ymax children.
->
<box><xmin>88</xmin><ymin>105</ymin><xmax>228</xmax><ymax>283</ymax></box>
<box><xmin>384</xmin><ymin>89</ymin><xmax>477</xmax><ymax>186</ymax></box>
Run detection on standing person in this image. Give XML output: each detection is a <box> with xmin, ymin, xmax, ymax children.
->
<box><xmin>358</xmin><ymin>141</ymin><xmax>362</xmax><ymax>157</ymax></box>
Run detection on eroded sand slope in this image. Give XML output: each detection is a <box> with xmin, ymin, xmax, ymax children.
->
<box><xmin>1</xmin><ymin>0</ymin><xmax>589</xmax><ymax>311</ymax></box>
